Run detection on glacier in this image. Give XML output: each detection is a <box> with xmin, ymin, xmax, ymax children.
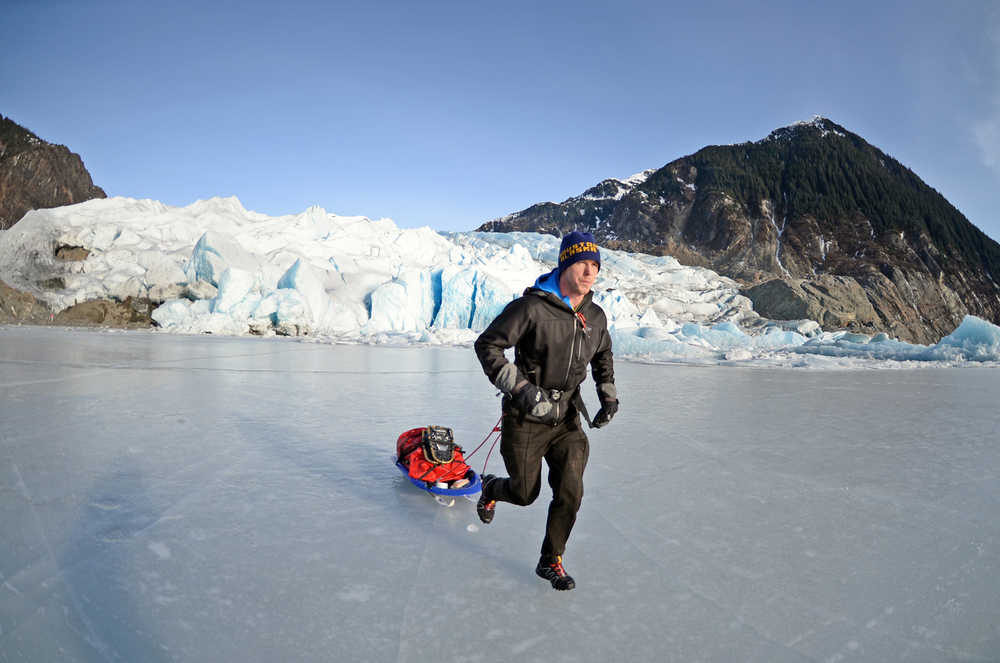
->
<box><xmin>1</xmin><ymin>196</ymin><xmax>999</xmax><ymax>368</ymax></box>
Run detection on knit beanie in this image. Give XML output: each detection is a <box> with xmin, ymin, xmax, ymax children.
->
<box><xmin>558</xmin><ymin>231</ymin><xmax>601</xmax><ymax>272</ymax></box>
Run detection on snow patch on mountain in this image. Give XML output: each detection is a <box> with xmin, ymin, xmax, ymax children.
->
<box><xmin>620</xmin><ymin>168</ymin><xmax>656</xmax><ymax>187</ymax></box>
<box><xmin>764</xmin><ymin>116</ymin><xmax>847</xmax><ymax>142</ymax></box>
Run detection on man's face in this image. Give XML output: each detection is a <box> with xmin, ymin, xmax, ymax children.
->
<box><xmin>560</xmin><ymin>259</ymin><xmax>599</xmax><ymax>297</ymax></box>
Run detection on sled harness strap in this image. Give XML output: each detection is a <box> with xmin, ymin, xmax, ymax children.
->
<box><xmin>572</xmin><ymin>390</ymin><xmax>595</xmax><ymax>429</ymax></box>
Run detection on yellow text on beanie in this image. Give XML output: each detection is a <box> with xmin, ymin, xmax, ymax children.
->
<box><xmin>558</xmin><ymin>231</ymin><xmax>601</xmax><ymax>272</ymax></box>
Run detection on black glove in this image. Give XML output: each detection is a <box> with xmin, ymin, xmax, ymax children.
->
<box><xmin>592</xmin><ymin>399</ymin><xmax>618</xmax><ymax>428</ymax></box>
<box><xmin>592</xmin><ymin>383</ymin><xmax>619</xmax><ymax>428</ymax></box>
<box><xmin>512</xmin><ymin>383</ymin><xmax>554</xmax><ymax>421</ymax></box>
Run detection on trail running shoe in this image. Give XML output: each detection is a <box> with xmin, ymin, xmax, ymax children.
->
<box><xmin>476</xmin><ymin>474</ymin><xmax>497</xmax><ymax>524</ymax></box>
<box><xmin>535</xmin><ymin>555</ymin><xmax>576</xmax><ymax>591</ymax></box>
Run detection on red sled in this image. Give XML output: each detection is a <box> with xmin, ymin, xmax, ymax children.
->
<box><xmin>394</xmin><ymin>427</ymin><xmax>482</xmax><ymax>496</ymax></box>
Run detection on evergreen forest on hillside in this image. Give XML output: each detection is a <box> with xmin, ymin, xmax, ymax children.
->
<box><xmin>647</xmin><ymin>119</ymin><xmax>1000</xmax><ymax>268</ymax></box>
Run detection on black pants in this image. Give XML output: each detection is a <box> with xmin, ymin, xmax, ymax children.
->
<box><xmin>484</xmin><ymin>411</ymin><xmax>590</xmax><ymax>559</ymax></box>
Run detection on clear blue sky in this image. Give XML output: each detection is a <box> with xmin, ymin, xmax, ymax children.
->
<box><xmin>4</xmin><ymin>0</ymin><xmax>999</xmax><ymax>241</ymax></box>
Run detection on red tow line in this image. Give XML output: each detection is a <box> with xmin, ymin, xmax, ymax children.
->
<box><xmin>463</xmin><ymin>415</ymin><xmax>502</xmax><ymax>476</ymax></box>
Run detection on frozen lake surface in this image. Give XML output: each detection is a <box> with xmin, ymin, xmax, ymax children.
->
<box><xmin>1</xmin><ymin>326</ymin><xmax>998</xmax><ymax>662</ymax></box>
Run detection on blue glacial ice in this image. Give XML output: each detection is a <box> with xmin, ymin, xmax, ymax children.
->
<box><xmin>3</xmin><ymin>196</ymin><xmax>1000</xmax><ymax>367</ymax></box>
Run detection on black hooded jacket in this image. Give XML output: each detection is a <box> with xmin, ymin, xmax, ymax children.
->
<box><xmin>474</xmin><ymin>283</ymin><xmax>615</xmax><ymax>406</ymax></box>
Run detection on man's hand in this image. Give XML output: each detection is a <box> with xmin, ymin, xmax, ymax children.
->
<box><xmin>593</xmin><ymin>382</ymin><xmax>618</xmax><ymax>428</ymax></box>
<box><xmin>512</xmin><ymin>383</ymin><xmax>553</xmax><ymax>420</ymax></box>
<box><xmin>592</xmin><ymin>400</ymin><xmax>618</xmax><ymax>428</ymax></box>
<box><xmin>495</xmin><ymin>364</ymin><xmax>556</xmax><ymax>421</ymax></box>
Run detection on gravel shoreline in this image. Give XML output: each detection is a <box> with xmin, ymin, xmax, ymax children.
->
<box><xmin>0</xmin><ymin>279</ymin><xmax>153</xmax><ymax>328</ymax></box>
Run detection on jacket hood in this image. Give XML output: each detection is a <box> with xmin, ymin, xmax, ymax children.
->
<box><xmin>533</xmin><ymin>269</ymin><xmax>569</xmax><ymax>306</ymax></box>
<box><xmin>527</xmin><ymin>268</ymin><xmax>592</xmax><ymax>311</ymax></box>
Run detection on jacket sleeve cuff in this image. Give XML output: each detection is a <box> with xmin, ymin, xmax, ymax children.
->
<box><xmin>493</xmin><ymin>363</ymin><xmax>521</xmax><ymax>394</ymax></box>
<box><xmin>596</xmin><ymin>382</ymin><xmax>617</xmax><ymax>402</ymax></box>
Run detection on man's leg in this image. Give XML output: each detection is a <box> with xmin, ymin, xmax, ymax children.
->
<box><xmin>485</xmin><ymin>413</ymin><xmax>547</xmax><ymax>507</ymax></box>
<box><xmin>539</xmin><ymin>418</ymin><xmax>589</xmax><ymax>559</ymax></box>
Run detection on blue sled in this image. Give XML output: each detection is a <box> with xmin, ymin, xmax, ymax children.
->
<box><xmin>394</xmin><ymin>457</ymin><xmax>482</xmax><ymax>496</ymax></box>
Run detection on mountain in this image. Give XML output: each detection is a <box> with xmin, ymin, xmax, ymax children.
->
<box><xmin>478</xmin><ymin>118</ymin><xmax>1000</xmax><ymax>343</ymax></box>
<box><xmin>0</xmin><ymin>114</ymin><xmax>106</xmax><ymax>231</ymax></box>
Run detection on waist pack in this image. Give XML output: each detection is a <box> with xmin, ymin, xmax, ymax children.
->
<box><xmin>506</xmin><ymin>387</ymin><xmax>578</xmax><ymax>425</ymax></box>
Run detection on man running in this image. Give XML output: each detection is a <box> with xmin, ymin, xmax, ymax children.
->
<box><xmin>474</xmin><ymin>231</ymin><xmax>618</xmax><ymax>590</ymax></box>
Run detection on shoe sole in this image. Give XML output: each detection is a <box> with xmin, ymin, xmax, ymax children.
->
<box><xmin>536</xmin><ymin>568</ymin><xmax>575</xmax><ymax>590</ymax></box>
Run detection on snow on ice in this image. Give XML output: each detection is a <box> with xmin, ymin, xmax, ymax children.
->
<box><xmin>1</xmin><ymin>196</ymin><xmax>999</xmax><ymax>367</ymax></box>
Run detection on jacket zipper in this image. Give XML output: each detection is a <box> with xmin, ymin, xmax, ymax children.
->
<box><xmin>563</xmin><ymin>313</ymin><xmax>578</xmax><ymax>388</ymax></box>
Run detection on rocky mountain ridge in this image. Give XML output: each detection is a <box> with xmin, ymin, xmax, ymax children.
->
<box><xmin>0</xmin><ymin>114</ymin><xmax>128</xmax><ymax>326</ymax></box>
<box><xmin>1</xmin><ymin>114</ymin><xmax>106</xmax><ymax>231</ymax></box>
<box><xmin>479</xmin><ymin>117</ymin><xmax>1000</xmax><ymax>343</ymax></box>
